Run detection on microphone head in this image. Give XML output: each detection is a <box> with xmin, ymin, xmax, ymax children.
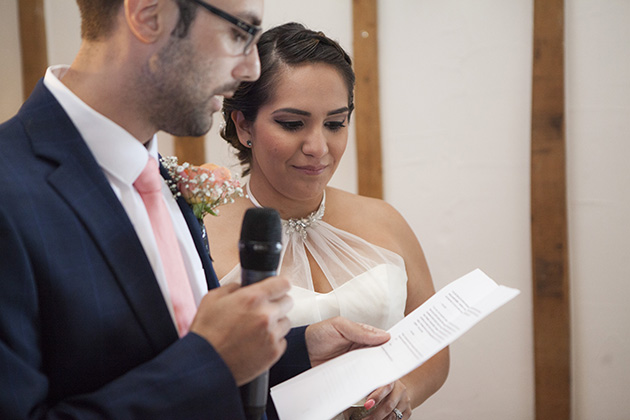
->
<box><xmin>240</xmin><ymin>207</ymin><xmax>282</xmax><ymax>243</ymax></box>
<box><xmin>239</xmin><ymin>207</ymin><xmax>283</xmax><ymax>271</ymax></box>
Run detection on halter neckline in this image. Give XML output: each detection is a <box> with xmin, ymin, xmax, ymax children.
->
<box><xmin>246</xmin><ymin>183</ymin><xmax>325</xmax><ymax>239</ymax></box>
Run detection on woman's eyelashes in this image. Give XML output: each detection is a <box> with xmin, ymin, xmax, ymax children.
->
<box><xmin>274</xmin><ymin>118</ymin><xmax>347</xmax><ymax>132</ymax></box>
<box><xmin>276</xmin><ymin>120</ymin><xmax>303</xmax><ymax>131</ymax></box>
<box><xmin>325</xmin><ymin>120</ymin><xmax>346</xmax><ymax>131</ymax></box>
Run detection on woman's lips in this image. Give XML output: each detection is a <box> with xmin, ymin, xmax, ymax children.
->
<box><xmin>293</xmin><ymin>165</ymin><xmax>327</xmax><ymax>175</ymax></box>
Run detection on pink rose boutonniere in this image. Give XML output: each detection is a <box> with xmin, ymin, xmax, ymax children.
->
<box><xmin>161</xmin><ymin>156</ymin><xmax>243</xmax><ymax>221</ymax></box>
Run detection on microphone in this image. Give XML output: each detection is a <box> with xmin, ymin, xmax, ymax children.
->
<box><xmin>239</xmin><ymin>207</ymin><xmax>283</xmax><ymax>420</ymax></box>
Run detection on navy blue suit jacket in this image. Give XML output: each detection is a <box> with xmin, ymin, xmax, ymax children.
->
<box><xmin>0</xmin><ymin>81</ymin><xmax>309</xmax><ymax>419</ymax></box>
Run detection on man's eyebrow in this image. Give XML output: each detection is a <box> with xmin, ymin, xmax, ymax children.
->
<box><xmin>239</xmin><ymin>11</ymin><xmax>262</xmax><ymax>27</ymax></box>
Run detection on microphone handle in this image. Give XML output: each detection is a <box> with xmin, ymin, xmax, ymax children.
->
<box><xmin>241</xmin><ymin>371</ymin><xmax>269</xmax><ymax>420</ymax></box>
<box><xmin>241</xmin><ymin>268</ymin><xmax>277</xmax><ymax>286</ymax></box>
<box><xmin>240</xmin><ymin>268</ymin><xmax>277</xmax><ymax>420</ymax></box>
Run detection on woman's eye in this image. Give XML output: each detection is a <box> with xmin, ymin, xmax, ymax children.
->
<box><xmin>276</xmin><ymin>120</ymin><xmax>303</xmax><ymax>131</ymax></box>
<box><xmin>325</xmin><ymin>120</ymin><xmax>346</xmax><ymax>132</ymax></box>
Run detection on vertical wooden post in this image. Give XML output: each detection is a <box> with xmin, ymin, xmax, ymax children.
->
<box><xmin>352</xmin><ymin>0</ymin><xmax>383</xmax><ymax>199</ymax></box>
<box><xmin>174</xmin><ymin>135</ymin><xmax>206</xmax><ymax>165</ymax></box>
<box><xmin>531</xmin><ymin>0</ymin><xmax>571</xmax><ymax>418</ymax></box>
<box><xmin>18</xmin><ymin>0</ymin><xmax>48</xmax><ymax>99</ymax></box>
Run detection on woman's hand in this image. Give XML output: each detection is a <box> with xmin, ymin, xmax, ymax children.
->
<box><xmin>363</xmin><ymin>380</ymin><xmax>411</xmax><ymax>420</ymax></box>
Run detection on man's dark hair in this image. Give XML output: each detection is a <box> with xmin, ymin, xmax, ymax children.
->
<box><xmin>76</xmin><ymin>0</ymin><xmax>198</xmax><ymax>40</ymax></box>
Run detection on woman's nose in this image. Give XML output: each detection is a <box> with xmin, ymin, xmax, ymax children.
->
<box><xmin>302</xmin><ymin>128</ymin><xmax>328</xmax><ymax>157</ymax></box>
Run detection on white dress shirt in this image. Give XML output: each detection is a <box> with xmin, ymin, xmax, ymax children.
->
<box><xmin>44</xmin><ymin>65</ymin><xmax>207</xmax><ymax>331</ymax></box>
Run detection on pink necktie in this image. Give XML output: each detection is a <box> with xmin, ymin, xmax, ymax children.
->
<box><xmin>134</xmin><ymin>157</ymin><xmax>196</xmax><ymax>337</ymax></box>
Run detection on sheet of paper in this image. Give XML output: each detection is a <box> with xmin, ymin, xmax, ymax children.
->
<box><xmin>270</xmin><ymin>269</ymin><xmax>520</xmax><ymax>420</ymax></box>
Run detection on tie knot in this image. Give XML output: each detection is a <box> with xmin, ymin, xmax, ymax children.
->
<box><xmin>134</xmin><ymin>157</ymin><xmax>162</xmax><ymax>194</ymax></box>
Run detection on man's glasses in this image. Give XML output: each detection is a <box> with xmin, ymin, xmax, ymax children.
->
<box><xmin>191</xmin><ymin>0</ymin><xmax>262</xmax><ymax>56</ymax></box>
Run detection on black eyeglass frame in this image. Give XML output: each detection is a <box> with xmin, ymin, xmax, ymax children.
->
<box><xmin>190</xmin><ymin>0</ymin><xmax>262</xmax><ymax>55</ymax></box>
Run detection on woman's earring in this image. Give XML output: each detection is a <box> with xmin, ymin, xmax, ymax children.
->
<box><xmin>246</xmin><ymin>140</ymin><xmax>252</xmax><ymax>147</ymax></box>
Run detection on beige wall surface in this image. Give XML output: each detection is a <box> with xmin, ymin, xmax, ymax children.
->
<box><xmin>565</xmin><ymin>1</ymin><xmax>630</xmax><ymax>419</ymax></box>
<box><xmin>2</xmin><ymin>1</ymin><xmax>629</xmax><ymax>419</ymax></box>
<box><xmin>0</xmin><ymin>1</ymin><xmax>23</xmax><ymax>119</ymax></box>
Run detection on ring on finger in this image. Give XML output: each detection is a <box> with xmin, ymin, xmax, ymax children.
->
<box><xmin>393</xmin><ymin>407</ymin><xmax>403</xmax><ymax>419</ymax></box>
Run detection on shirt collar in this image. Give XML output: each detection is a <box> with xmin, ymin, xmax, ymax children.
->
<box><xmin>43</xmin><ymin>65</ymin><xmax>157</xmax><ymax>185</ymax></box>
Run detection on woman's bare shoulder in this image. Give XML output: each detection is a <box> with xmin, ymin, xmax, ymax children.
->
<box><xmin>325</xmin><ymin>187</ymin><xmax>409</xmax><ymax>248</ymax></box>
<box><xmin>326</xmin><ymin>187</ymin><xmax>404</xmax><ymax>223</ymax></box>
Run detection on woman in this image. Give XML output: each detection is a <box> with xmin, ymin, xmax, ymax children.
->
<box><xmin>205</xmin><ymin>23</ymin><xmax>449</xmax><ymax>420</ymax></box>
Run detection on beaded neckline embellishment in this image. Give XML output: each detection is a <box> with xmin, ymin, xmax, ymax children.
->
<box><xmin>246</xmin><ymin>183</ymin><xmax>325</xmax><ymax>239</ymax></box>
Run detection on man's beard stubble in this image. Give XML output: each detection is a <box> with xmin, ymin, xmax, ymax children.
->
<box><xmin>142</xmin><ymin>35</ymin><xmax>216</xmax><ymax>137</ymax></box>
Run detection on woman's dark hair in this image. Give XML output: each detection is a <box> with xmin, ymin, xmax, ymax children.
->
<box><xmin>221</xmin><ymin>22</ymin><xmax>355</xmax><ymax>176</ymax></box>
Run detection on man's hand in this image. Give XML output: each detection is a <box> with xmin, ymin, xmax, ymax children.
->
<box><xmin>189</xmin><ymin>276</ymin><xmax>293</xmax><ymax>386</ymax></box>
<box><xmin>305</xmin><ymin>317</ymin><xmax>390</xmax><ymax>367</ymax></box>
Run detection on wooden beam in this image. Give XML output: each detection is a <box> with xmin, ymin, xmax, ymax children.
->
<box><xmin>18</xmin><ymin>0</ymin><xmax>48</xmax><ymax>100</ymax></box>
<box><xmin>531</xmin><ymin>0</ymin><xmax>571</xmax><ymax>419</ymax></box>
<box><xmin>352</xmin><ymin>0</ymin><xmax>383</xmax><ymax>199</ymax></box>
<box><xmin>174</xmin><ymin>135</ymin><xmax>206</xmax><ymax>165</ymax></box>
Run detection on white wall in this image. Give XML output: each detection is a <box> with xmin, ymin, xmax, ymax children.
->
<box><xmin>2</xmin><ymin>1</ymin><xmax>629</xmax><ymax>419</ymax></box>
<box><xmin>380</xmin><ymin>2</ymin><xmax>535</xmax><ymax>418</ymax></box>
<box><xmin>565</xmin><ymin>1</ymin><xmax>630</xmax><ymax>419</ymax></box>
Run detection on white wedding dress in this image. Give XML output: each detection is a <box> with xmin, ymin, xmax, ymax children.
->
<box><xmin>220</xmin><ymin>188</ymin><xmax>408</xmax><ymax>331</ymax></box>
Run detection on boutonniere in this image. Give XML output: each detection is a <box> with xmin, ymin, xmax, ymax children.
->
<box><xmin>160</xmin><ymin>156</ymin><xmax>243</xmax><ymax>221</ymax></box>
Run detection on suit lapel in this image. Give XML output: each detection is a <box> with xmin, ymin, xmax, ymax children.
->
<box><xmin>21</xmin><ymin>81</ymin><xmax>178</xmax><ymax>350</ymax></box>
<box><xmin>159</xmin><ymin>163</ymin><xmax>220</xmax><ymax>290</ymax></box>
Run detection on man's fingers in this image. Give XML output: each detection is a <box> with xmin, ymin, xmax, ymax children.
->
<box><xmin>275</xmin><ymin>294</ymin><xmax>294</xmax><ymax>315</ymax></box>
<box><xmin>204</xmin><ymin>282</ymin><xmax>239</xmax><ymax>299</ymax></box>
<box><xmin>219</xmin><ymin>283</ymin><xmax>240</xmax><ymax>293</ymax></box>
<box><xmin>277</xmin><ymin>316</ymin><xmax>292</xmax><ymax>340</ymax></box>
<box><xmin>251</xmin><ymin>275</ymin><xmax>291</xmax><ymax>300</ymax></box>
<box><xmin>337</xmin><ymin>318</ymin><xmax>390</xmax><ymax>346</ymax></box>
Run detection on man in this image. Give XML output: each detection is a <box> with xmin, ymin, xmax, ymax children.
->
<box><xmin>0</xmin><ymin>0</ymin><xmax>389</xmax><ymax>418</ymax></box>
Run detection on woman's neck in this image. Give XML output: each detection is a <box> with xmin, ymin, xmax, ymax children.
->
<box><xmin>246</xmin><ymin>180</ymin><xmax>324</xmax><ymax>221</ymax></box>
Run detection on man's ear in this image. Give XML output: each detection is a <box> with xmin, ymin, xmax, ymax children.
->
<box><xmin>232</xmin><ymin>111</ymin><xmax>254</xmax><ymax>147</ymax></box>
<box><xmin>125</xmin><ymin>0</ymin><xmax>173</xmax><ymax>43</ymax></box>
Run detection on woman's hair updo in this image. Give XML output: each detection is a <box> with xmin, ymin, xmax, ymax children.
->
<box><xmin>221</xmin><ymin>22</ymin><xmax>355</xmax><ymax>176</ymax></box>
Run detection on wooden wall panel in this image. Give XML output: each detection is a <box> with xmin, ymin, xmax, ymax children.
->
<box><xmin>174</xmin><ymin>135</ymin><xmax>206</xmax><ymax>165</ymax></box>
<box><xmin>352</xmin><ymin>0</ymin><xmax>383</xmax><ymax>199</ymax></box>
<box><xmin>531</xmin><ymin>0</ymin><xmax>571</xmax><ymax>418</ymax></box>
<box><xmin>18</xmin><ymin>0</ymin><xmax>48</xmax><ymax>99</ymax></box>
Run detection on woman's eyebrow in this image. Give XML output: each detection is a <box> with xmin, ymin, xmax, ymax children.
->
<box><xmin>272</xmin><ymin>108</ymin><xmax>310</xmax><ymax>116</ymax></box>
<box><xmin>271</xmin><ymin>107</ymin><xmax>349</xmax><ymax>117</ymax></box>
<box><xmin>327</xmin><ymin>107</ymin><xmax>349</xmax><ymax>116</ymax></box>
